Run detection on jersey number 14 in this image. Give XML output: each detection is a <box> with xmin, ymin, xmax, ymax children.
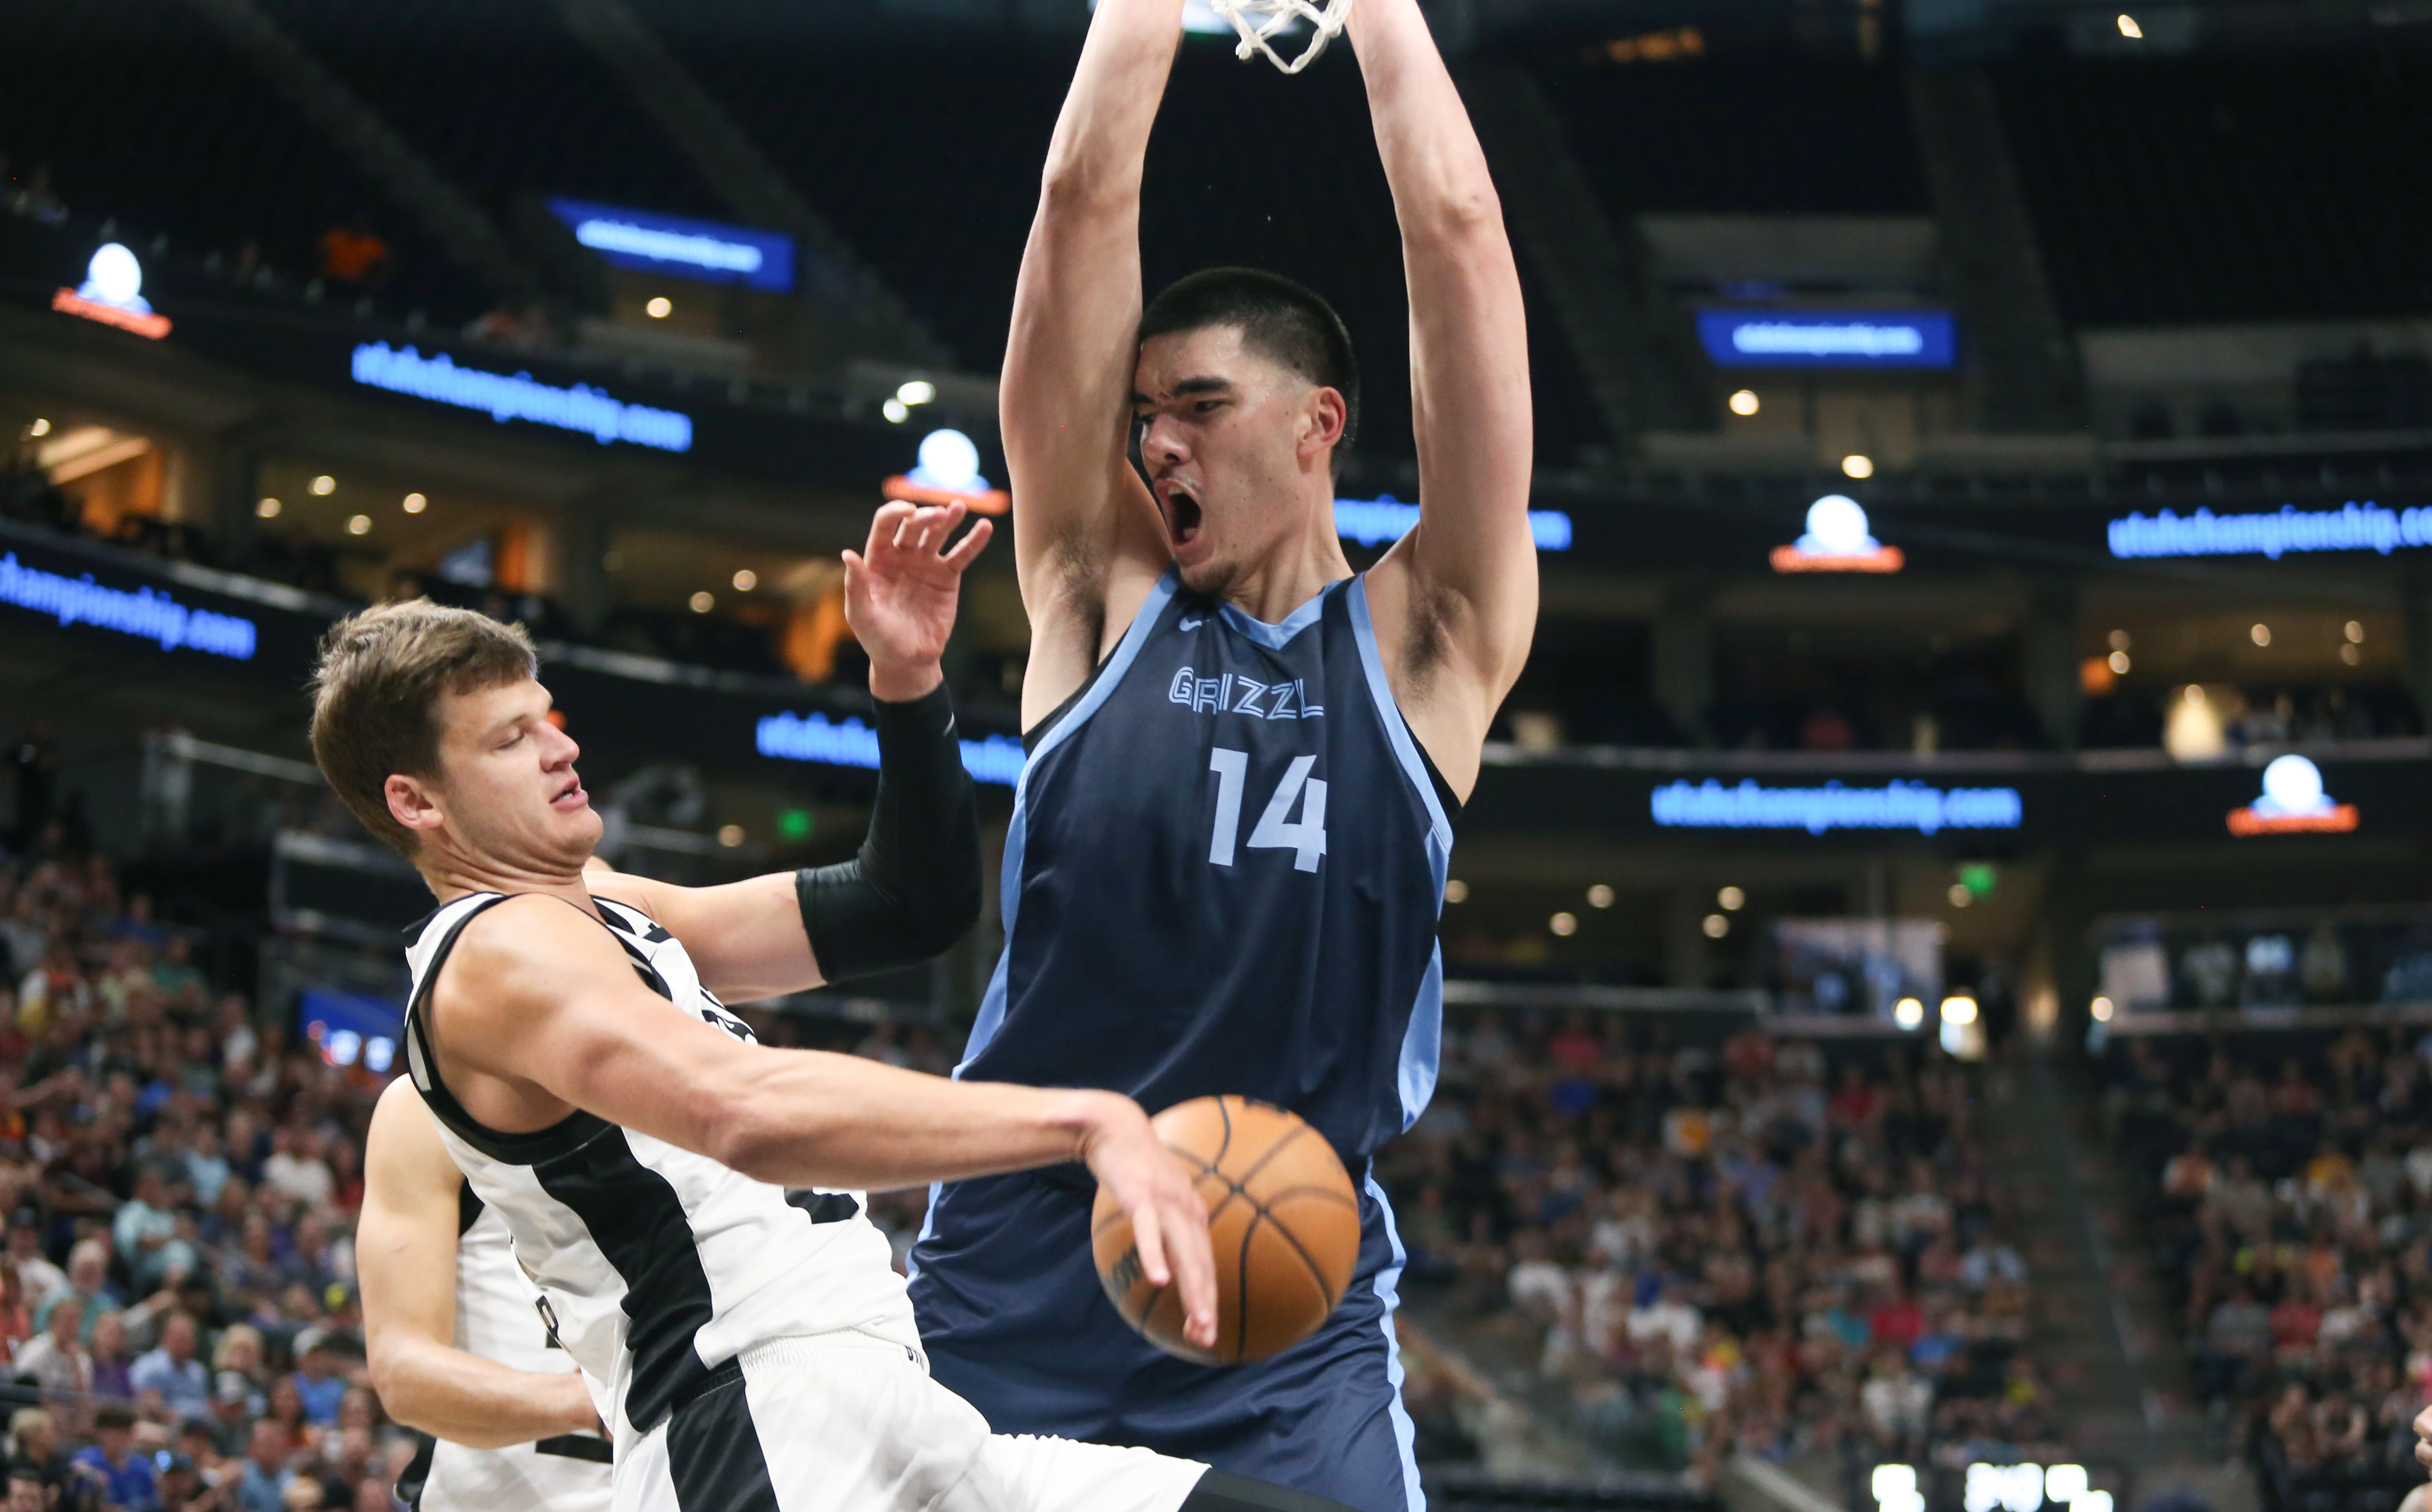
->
<box><xmin>1207</xmin><ymin>749</ymin><xmax>1327</xmax><ymax>873</ymax></box>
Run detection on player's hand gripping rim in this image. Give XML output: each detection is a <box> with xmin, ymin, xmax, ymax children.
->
<box><xmin>1079</xmin><ymin>1096</ymin><xmax>1218</xmax><ymax>1351</ymax></box>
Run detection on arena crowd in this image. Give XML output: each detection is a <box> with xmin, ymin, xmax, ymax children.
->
<box><xmin>1374</xmin><ymin>1012</ymin><xmax>2061</xmax><ymax>1483</ymax></box>
<box><xmin>2106</xmin><ymin>1028</ymin><xmax>2432</xmax><ymax>1512</ymax></box>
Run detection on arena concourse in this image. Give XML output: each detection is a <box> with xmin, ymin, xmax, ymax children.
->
<box><xmin>3</xmin><ymin>0</ymin><xmax>2429</xmax><ymax>1510</ymax></box>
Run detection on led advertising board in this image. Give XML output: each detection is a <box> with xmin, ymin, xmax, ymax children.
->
<box><xmin>1697</xmin><ymin>310</ymin><xmax>1957</xmax><ymax>369</ymax></box>
<box><xmin>546</xmin><ymin>197</ymin><xmax>796</xmax><ymax>293</ymax></box>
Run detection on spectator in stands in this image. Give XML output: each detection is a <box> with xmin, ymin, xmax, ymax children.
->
<box><xmin>89</xmin><ymin>1310</ymin><xmax>134</xmax><ymax>1402</ymax></box>
<box><xmin>314</xmin><ymin>220</ymin><xmax>389</xmax><ymax>291</ymax></box>
<box><xmin>132</xmin><ymin>1311</ymin><xmax>210</xmax><ymax>1418</ymax></box>
<box><xmin>9</xmin><ymin>1410</ymin><xmax>71</xmax><ymax>1503</ymax></box>
<box><xmin>286</xmin><ymin>1332</ymin><xmax>344</xmax><ymax>1428</ymax></box>
<box><xmin>259</xmin><ymin>1130</ymin><xmax>329</xmax><ymax>1212</ymax></box>
<box><xmin>70</xmin><ymin>1405</ymin><xmax>156</xmax><ymax>1512</ymax></box>
<box><xmin>230</xmin><ymin>1419</ymin><xmax>292</xmax><ymax>1512</ymax></box>
<box><xmin>12</xmin><ymin>1291</ymin><xmax>91</xmax><ymax>1398</ymax></box>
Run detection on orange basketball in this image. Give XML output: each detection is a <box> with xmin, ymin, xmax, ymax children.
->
<box><xmin>1091</xmin><ymin>1095</ymin><xmax>1361</xmax><ymax>1366</ymax></box>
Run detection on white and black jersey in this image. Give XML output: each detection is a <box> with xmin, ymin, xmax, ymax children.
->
<box><xmin>401</xmin><ymin>892</ymin><xmax>920</xmax><ymax>1443</ymax></box>
<box><xmin>403</xmin><ymin>890</ymin><xmax>1208</xmax><ymax>1512</ymax></box>
<box><xmin>395</xmin><ymin>1191</ymin><xmax>612</xmax><ymax>1512</ymax></box>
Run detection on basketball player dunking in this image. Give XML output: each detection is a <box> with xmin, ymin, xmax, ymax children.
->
<box><xmin>905</xmin><ymin>0</ymin><xmax>1535</xmax><ymax>1508</ymax></box>
<box><xmin>314</xmin><ymin>503</ymin><xmax>1349</xmax><ymax>1512</ymax></box>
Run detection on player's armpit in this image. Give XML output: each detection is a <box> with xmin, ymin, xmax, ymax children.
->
<box><xmin>359</xmin><ymin>1081</ymin><xmax>598</xmax><ymax>1449</ymax></box>
<box><xmin>1348</xmin><ymin>0</ymin><xmax>1538</xmax><ymax>793</ymax></box>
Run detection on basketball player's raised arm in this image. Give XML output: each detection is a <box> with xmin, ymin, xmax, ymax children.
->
<box><xmin>1351</xmin><ymin>0</ymin><xmax>1538</xmax><ymax>788</ymax></box>
<box><xmin>359</xmin><ymin>1080</ymin><xmax>599</xmax><ymax>1449</ymax></box>
<box><xmin>586</xmin><ymin>501</ymin><xmax>989</xmax><ymax>1002</ymax></box>
<box><xmin>436</xmin><ymin>900</ymin><xmax>1220</xmax><ymax>1347</ymax></box>
<box><xmin>1002</xmin><ymin>0</ymin><xmax>1182</xmax><ymax>720</ymax></box>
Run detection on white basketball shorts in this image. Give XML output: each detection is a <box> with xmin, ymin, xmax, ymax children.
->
<box><xmin>615</xmin><ymin>1331</ymin><xmax>1209</xmax><ymax>1512</ymax></box>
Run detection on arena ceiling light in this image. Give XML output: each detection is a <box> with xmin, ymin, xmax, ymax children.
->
<box><xmin>2228</xmin><ymin>754</ymin><xmax>2357</xmax><ymax>836</ymax></box>
<box><xmin>882</xmin><ymin>428</ymin><xmax>1011</xmax><ymax>515</ymax></box>
<box><xmin>1771</xmin><ymin>495</ymin><xmax>1903</xmax><ymax>573</ymax></box>
<box><xmin>52</xmin><ymin>242</ymin><xmax>170</xmax><ymax>340</ymax></box>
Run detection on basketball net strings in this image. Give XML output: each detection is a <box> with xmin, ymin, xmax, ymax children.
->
<box><xmin>1208</xmin><ymin>0</ymin><xmax>1353</xmax><ymax>74</ymax></box>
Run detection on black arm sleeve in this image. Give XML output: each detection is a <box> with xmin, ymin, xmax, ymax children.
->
<box><xmin>794</xmin><ymin>682</ymin><xmax>982</xmax><ymax>983</ymax></box>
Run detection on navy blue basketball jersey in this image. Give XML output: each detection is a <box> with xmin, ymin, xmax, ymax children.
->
<box><xmin>961</xmin><ymin>566</ymin><xmax>1450</xmax><ymax>1158</ymax></box>
<box><xmin>909</xmin><ymin>569</ymin><xmax>1452</xmax><ymax>1512</ymax></box>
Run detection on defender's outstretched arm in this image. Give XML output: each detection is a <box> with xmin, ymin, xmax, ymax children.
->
<box><xmin>359</xmin><ymin>1080</ymin><xmax>600</xmax><ymax>1449</ymax></box>
<box><xmin>1003</xmin><ymin>0</ymin><xmax>1187</xmax><ymax>725</ymax></box>
<box><xmin>1351</xmin><ymin>0</ymin><xmax>1538</xmax><ymax>796</ymax></box>
<box><xmin>431</xmin><ymin>900</ymin><xmax>1220</xmax><ymax>1349</ymax></box>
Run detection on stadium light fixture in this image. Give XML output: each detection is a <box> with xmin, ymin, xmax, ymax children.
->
<box><xmin>1550</xmin><ymin>912</ymin><xmax>1578</xmax><ymax>937</ymax></box>
<box><xmin>28</xmin><ymin>419</ymin><xmax>49</xmax><ymax>438</ymax></box>
<box><xmin>896</xmin><ymin>379</ymin><xmax>938</xmax><ymax>407</ymax></box>
<box><xmin>1587</xmin><ymin>884</ymin><xmax>1615</xmax><ymax>909</ymax></box>
<box><xmin>1893</xmin><ymin>998</ymin><xmax>1926</xmax><ymax>1029</ymax></box>
<box><xmin>346</xmin><ymin>514</ymin><xmax>372</xmax><ymax>536</ymax></box>
<box><xmin>1940</xmin><ymin>993</ymin><xmax>1978</xmax><ymax>1025</ymax></box>
<box><xmin>2346</xmin><ymin>620</ymin><xmax>2365</xmax><ymax>643</ymax></box>
<box><xmin>2108</xmin><ymin>651</ymin><xmax>2130</xmax><ymax>674</ymax></box>
<box><xmin>310</xmin><ymin>475</ymin><xmax>337</xmax><ymax>495</ymax></box>
<box><xmin>1443</xmin><ymin>879</ymin><xmax>1468</xmax><ymax>904</ymax></box>
<box><xmin>1773</xmin><ymin>495</ymin><xmax>1902</xmax><ymax>573</ymax></box>
<box><xmin>2250</xmin><ymin>622</ymin><xmax>2271</xmax><ymax>646</ymax></box>
<box><xmin>2090</xmin><ymin>996</ymin><xmax>2114</xmax><ymax>1022</ymax></box>
<box><xmin>732</xmin><ymin>569</ymin><xmax>758</xmax><ymax>591</ymax></box>
<box><xmin>2116</xmin><ymin>12</ymin><xmax>2142</xmax><ymax>36</ymax></box>
<box><xmin>882</xmin><ymin>398</ymin><xmax>910</xmax><ymax>424</ymax></box>
<box><xmin>1842</xmin><ymin>453</ymin><xmax>1875</xmax><ymax>480</ymax></box>
<box><xmin>646</xmin><ymin>296</ymin><xmax>672</xmax><ymax>319</ymax></box>
<box><xmin>1717</xmin><ymin>885</ymin><xmax>1745</xmax><ymax>911</ymax></box>
<box><xmin>402</xmin><ymin>492</ymin><xmax>428</xmax><ymax>514</ymax></box>
<box><xmin>1702</xmin><ymin>913</ymin><xmax>1730</xmax><ymax>939</ymax></box>
<box><xmin>1728</xmin><ymin>389</ymin><xmax>1760</xmax><ymax>416</ymax></box>
<box><xmin>256</xmin><ymin>498</ymin><xmax>282</xmax><ymax>519</ymax></box>
<box><xmin>689</xmin><ymin>591</ymin><xmax>715</xmax><ymax>614</ymax></box>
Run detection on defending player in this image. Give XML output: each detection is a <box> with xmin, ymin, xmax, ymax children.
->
<box><xmin>905</xmin><ymin>0</ymin><xmax>1536</xmax><ymax>1507</ymax></box>
<box><xmin>352</xmin><ymin>500</ymin><xmax>1008</xmax><ymax>1512</ymax></box>
<box><xmin>361</xmin><ymin>1076</ymin><xmax>612</xmax><ymax>1512</ymax></box>
<box><xmin>309</xmin><ymin>503</ymin><xmax>1320</xmax><ymax>1512</ymax></box>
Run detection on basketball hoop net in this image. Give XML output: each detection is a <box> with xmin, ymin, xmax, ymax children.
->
<box><xmin>1208</xmin><ymin>0</ymin><xmax>1352</xmax><ymax>73</ymax></box>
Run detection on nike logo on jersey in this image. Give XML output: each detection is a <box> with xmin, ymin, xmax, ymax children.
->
<box><xmin>1178</xmin><ymin>614</ymin><xmax>1208</xmax><ymax>631</ymax></box>
<box><xmin>1167</xmin><ymin>667</ymin><xmax>1324</xmax><ymax>720</ymax></box>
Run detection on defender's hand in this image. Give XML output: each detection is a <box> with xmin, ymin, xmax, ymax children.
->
<box><xmin>843</xmin><ymin>500</ymin><xmax>993</xmax><ymax>702</ymax></box>
<box><xmin>1078</xmin><ymin>1095</ymin><xmax>1217</xmax><ymax>1351</ymax></box>
<box><xmin>2410</xmin><ymin>1401</ymin><xmax>2432</xmax><ymax>1470</ymax></box>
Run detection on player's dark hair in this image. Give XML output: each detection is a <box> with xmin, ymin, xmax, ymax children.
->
<box><xmin>1140</xmin><ymin>268</ymin><xmax>1359</xmax><ymax>460</ymax></box>
<box><xmin>308</xmin><ymin>599</ymin><xmax>539</xmax><ymax>858</ymax></box>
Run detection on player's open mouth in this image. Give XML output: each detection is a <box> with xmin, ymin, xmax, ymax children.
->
<box><xmin>551</xmin><ymin>777</ymin><xmax>587</xmax><ymax>810</ymax></box>
<box><xmin>1164</xmin><ymin>486</ymin><xmax>1203</xmax><ymax>547</ymax></box>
